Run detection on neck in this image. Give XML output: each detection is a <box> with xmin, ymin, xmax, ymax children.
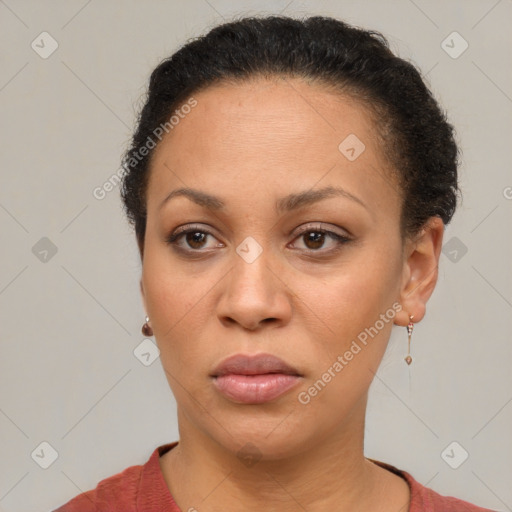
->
<box><xmin>160</xmin><ymin>401</ymin><xmax>408</xmax><ymax>512</ymax></box>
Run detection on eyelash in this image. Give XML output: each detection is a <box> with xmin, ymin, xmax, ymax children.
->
<box><xmin>165</xmin><ymin>224</ymin><xmax>352</xmax><ymax>256</ymax></box>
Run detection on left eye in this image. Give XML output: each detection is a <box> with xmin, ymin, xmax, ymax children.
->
<box><xmin>291</xmin><ymin>229</ymin><xmax>351</xmax><ymax>252</ymax></box>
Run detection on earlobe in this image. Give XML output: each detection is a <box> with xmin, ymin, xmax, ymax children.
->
<box><xmin>395</xmin><ymin>217</ymin><xmax>445</xmax><ymax>326</ymax></box>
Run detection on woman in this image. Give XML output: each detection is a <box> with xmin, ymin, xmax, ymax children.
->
<box><xmin>55</xmin><ymin>15</ymin><xmax>495</xmax><ymax>512</ymax></box>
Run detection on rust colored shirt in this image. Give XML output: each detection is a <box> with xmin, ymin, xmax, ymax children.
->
<box><xmin>53</xmin><ymin>442</ymin><xmax>495</xmax><ymax>511</ymax></box>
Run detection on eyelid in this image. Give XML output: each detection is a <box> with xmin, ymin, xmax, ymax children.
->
<box><xmin>169</xmin><ymin>223</ymin><xmax>218</xmax><ymax>237</ymax></box>
<box><xmin>291</xmin><ymin>221</ymin><xmax>352</xmax><ymax>239</ymax></box>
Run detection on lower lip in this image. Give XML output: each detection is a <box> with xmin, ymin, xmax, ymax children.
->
<box><xmin>212</xmin><ymin>374</ymin><xmax>301</xmax><ymax>404</ymax></box>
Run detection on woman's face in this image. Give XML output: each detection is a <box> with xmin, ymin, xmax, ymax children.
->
<box><xmin>140</xmin><ymin>77</ymin><xmax>412</xmax><ymax>459</ymax></box>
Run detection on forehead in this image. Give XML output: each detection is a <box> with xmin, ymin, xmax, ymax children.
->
<box><xmin>160</xmin><ymin>77</ymin><xmax>378</xmax><ymax>156</ymax></box>
<box><xmin>146</xmin><ymin>77</ymin><xmax>400</xmax><ymax>216</ymax></box>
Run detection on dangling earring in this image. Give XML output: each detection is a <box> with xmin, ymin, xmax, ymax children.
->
<box><xmin>141</xmin><ymin>315</ymin><xmax>153</xmax><ymax>337</ymax></box>
<box><xmin>404</xmin><ymin>315</ymin><xmax>414</xmax><ymax>365</ymax></box>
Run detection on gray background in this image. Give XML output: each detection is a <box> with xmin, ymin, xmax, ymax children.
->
<box><xmin>0</xmin><ymin>1</ymin><xmax>511</xmax><ymax>511</ymax></box>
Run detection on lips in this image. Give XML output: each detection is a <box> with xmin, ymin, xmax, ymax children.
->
<box><xmin>210</xmin><ymin>353</ymin><xmax>302</xmax><ymax>404</ymax></box>
<box><xmin>211</xmin><ymin>353</ymin><xmax>302</xmax><ymax>377</ymax></box>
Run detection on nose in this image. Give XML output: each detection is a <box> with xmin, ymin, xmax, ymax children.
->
<box><xmin>216</xmin><ymin>245</ymin><xmax>293</xmax><ymax>331</ymax></box>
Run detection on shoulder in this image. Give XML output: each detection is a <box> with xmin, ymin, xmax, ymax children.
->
<box><xmin>53</xmin><ymin>443</ymin><xmax>179</xmax><ymax>512</ymax></box>
<box><xmin>371</xmin><ymin>460</ymin><xmax>496</xmax><ymax>512</ymax></box>
<box><xmin>409</xmin><ymin>476</ymin><xmax>497</xmax><ymax>512</ymax></box>
<box><xmin>52</xmin><ymin>461</ymin><xmax>143</xmax><ymax>512</ymax></box>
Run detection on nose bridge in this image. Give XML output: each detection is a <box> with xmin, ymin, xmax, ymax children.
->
<box><xmin>217</xmin><ymin>234</ymin><xmax>292</xmax><ymax>329</ymax></box>
<box><xmin>231</xmin><ymin>235</ymin><xmax>275</xmax><ymax>299</ymax></box>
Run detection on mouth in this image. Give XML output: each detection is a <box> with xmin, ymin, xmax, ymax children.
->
<box><xmin>210</xmin><ymin>353</ymin><xmax>303</xmax><ymax>404</ymax></box>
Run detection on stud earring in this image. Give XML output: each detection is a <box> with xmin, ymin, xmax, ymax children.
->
<box><xmin>141</xmin><ymin>315</ymin><xmax>153</xmax><ymax>337</ymax></box>
<box><xmin>404</xmin><ymin>315</ymin><xmax>414</xmax><ymax>365</ymax></box>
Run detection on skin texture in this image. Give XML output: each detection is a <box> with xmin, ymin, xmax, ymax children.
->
<box><xmin>139</xmin><ymin>77</ymin><xmax>444</xmax><ymax>512</ymax></box>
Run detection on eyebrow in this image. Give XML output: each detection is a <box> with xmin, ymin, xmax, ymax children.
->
<box><xmin>159</xmin><ymin>185</ymin><xmax>368</xmax><ymax>213</ymax></box>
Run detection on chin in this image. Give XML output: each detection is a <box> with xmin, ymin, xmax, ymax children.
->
<box><xmin>202</xmin><ymin>406</ymin><xmax>320</xmax><ymax>462</ymax></box>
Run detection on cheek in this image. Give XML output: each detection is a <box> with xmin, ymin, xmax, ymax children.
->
<box><xmin>303</xmin><ymin>255</ymin><xmax>400</xmax><ymax>338</ymax></box>
<box><xmin>141</xmin><ymin>240</ymin><xmax>221</xmax><ymax>372</ymax></box>
<box><xmin>291</xmin><ymin>248</ymin><xmax>403</xmax><ymax>403</ymax></box>
<box><xmin>143</xmin><ymin>233</ymin><xmax>202</xmax><ymax>315</ymax></box>
<box><xmin>292</xmin><ymin>271</ymin><xmax>399</xmax><ymax>421</ymax></box>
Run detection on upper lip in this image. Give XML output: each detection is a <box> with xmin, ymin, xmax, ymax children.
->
<box><xmin>211</xmin><ymin>353</ymin><xmax>302</xmax><ymax>377</ymax></box>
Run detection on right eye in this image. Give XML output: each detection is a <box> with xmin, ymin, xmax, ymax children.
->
<box><xmin>166</xmin><ymin>225</ymin><xmax>224</xmax><ymax>253</ymax></box>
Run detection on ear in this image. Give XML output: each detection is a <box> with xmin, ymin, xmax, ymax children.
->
<box><xmin>395</xmin><ymin>217</ymin><xmax>445</xmax><ymax>327</ymax></box>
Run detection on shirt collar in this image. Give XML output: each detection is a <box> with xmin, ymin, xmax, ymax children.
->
<box><xmin>137</xmin><ymin>442</ymin><xmax>181</xmax><ymax>511</ymax></box>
